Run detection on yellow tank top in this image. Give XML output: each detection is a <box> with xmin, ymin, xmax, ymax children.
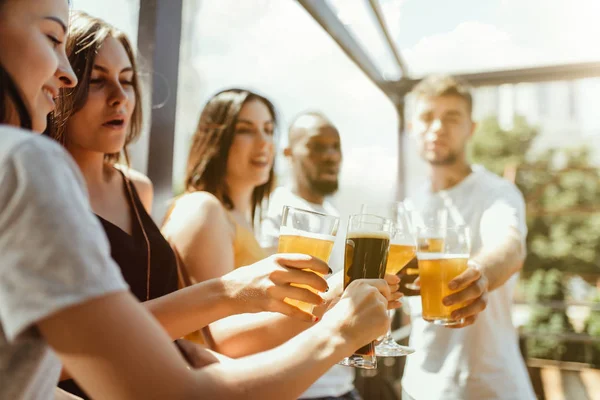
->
<box><xmin>230</xmin><ymin>214</ymin><xmax>267</xmax><ymax>268</ymax></box>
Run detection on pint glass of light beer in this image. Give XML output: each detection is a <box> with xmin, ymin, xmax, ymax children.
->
<box><xmin>277</xmin><ymin>206</ymin><xmax>339</xmax><ymax>313</ymax></box>
<box><xmin>338</xmin><ymin>214</ymin><xmax>392</xmax><ymax>369</ymax></box>
<box><xmin>406</xmin><ymin>206</ymin><xmax>448</xmax><ymax>290</ymax></box>
<box><xmin>416</xmin><ymin>226</ymin><xmax>471</xmax><ymax>326</ymax></box>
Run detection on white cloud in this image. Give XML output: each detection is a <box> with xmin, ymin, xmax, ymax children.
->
<box><xmin>396</xmin><ymin>0</ymin><xmax>600</xmax><ymax>76</ymax></box>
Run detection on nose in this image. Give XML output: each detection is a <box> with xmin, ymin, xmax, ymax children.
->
<box><xmin>56</xmin><ymin>55</ymin><xmax>77</xmax><ymax>89</ymax></box>
<box><xmin>323</xmin><ymin>146</ymin><xmax>342</xmax><ymax>163</ymax></box>
<box><xmin>431</xmin><ymin>119</ymin><xmax>443</xmax><ymax>134</ymax></box>
<box><xmin>256</xmin><ymin>129</ymin><xmax>273</xmax><ymax>148</ymax></box>
<box><xmin>108</xmin><ymin>82</ymin><xmax>128</xmax><ymax>107</ymax></box>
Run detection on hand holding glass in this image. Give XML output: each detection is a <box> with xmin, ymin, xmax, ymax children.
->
<box><xmin>338</xmin><ymin>214</ymin><xmax>392</xmax><ymax>369</ymax></box>
<box><xmin>417</xmin><ymin>226</ymin><xmax>471</xmax><ymax>326</ymax></box>
<box><xmin>277</xmin><ymin>206</ymin><xmax>339</xmax><ymax>313</ymax></box>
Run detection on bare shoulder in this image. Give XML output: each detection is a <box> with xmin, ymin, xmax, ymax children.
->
<box><xmin>166</xmin><ymin>191</ymin><xmax>231</xmax><ymax>233</ymax></box>
<box><xmin>115</xmin><ymin>165</ymin><xmax>154</xmax><ymax>210</ymax></box>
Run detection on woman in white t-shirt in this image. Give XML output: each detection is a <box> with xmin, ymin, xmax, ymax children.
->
<box><xmin>0</xmin><ymin>1</ymin><xmax>398</xmax><ymax>399</ymax></box>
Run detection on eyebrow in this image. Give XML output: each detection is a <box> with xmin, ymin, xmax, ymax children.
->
<box><xmin>444</xmin><ymin>110</ymin><xmax>463</xmax><ymax>117</ymax></box>
<box><xmin>44</xmin><ymin>16</ymin><xmax>67</xmax><ymax>34</ymax></box>
<box><xmin>236</xmin><ymin>119</ymin><xmax>274</xmax><ymax>125</ymax></box>
<box><xmin>93</xmin><ymin>65</ymin><xmax>134</xmax><ymax>73</ymax></box>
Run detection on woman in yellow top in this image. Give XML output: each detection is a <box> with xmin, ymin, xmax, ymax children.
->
<box><xmin>164</xmin><ymin>88</ymin><xmax>331</xmax><ymax>354</ymax></box>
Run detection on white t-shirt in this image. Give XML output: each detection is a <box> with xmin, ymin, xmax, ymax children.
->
<box><xmin>262</xmin><ymin>186</ymin><xmax>355</xmax><ymax>399</ymax></box>
<box><xmin>402</xmin><ymin>165</ymin><xmax>536</xmax><ymax>400</ymax></box>
<box><xmin>0</xmin><ymin>127</ymin><xmax>128</xmax><ymax>400</ymax></box>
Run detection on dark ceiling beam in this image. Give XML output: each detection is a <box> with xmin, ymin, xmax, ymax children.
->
<box><xmin>382</xmin><ymin>62</ymin><xmax>600</xmax><ymax>96</ymax></box>
<box><xmin>367</xmin><ymin>0</ymin><xmax>409</xmax><ymax>78</ymax></box>
<box><xmin>297</xmin><ymin>0</ymin><xmax>386</xmax><ymax>90</ymax></box>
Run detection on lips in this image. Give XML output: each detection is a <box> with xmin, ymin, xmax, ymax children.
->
<box><xmin>249</xmin><ymin>153</ymin><xmax>272</xmax><ymax>167</ymax></box>
<box><xmin>102</xmin><ymin>114</ymin><xmax>128</xmax><ymax>130</ymax></box>
<box><xmin>42</xmin><ymin>87</ymin><xmax>58</xmax><ymax>108</ymax></box>
<box><xmin>103</xmin><ymin>118</ymin><xmax>125</xmax><ymax>127</ymax></box>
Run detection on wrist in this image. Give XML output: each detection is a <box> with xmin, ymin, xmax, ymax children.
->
<box><xmin>217</xmin><ymin>275</ymin><xmax>245</xmax><ymax>315</ymax></box>
<box><xmin>308</xmin><ymin>321</ymin><xmax>352</xmax><ymax>360</ymax></box>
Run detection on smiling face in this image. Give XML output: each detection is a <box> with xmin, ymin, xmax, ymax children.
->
<box><xmin>412</xmin><ymin>94</ymin><xmax>475</xmax><ymax>166</ymax></box>
<box><xmin>226</xmin><ymin>98</ymin><xmax>275</xmax><ymax>188</ymax></box>
<box><xmin>0</xmin><ymin>0</ymin><xmax>77</xmax><ymax>131</ymax></box>
<box><xmin>65</xmin><ymin>36</ymin><xmax>136</xmax><ymax>156</ymax></box>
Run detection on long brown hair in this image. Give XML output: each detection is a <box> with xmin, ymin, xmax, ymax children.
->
<box><xmin>47</xmin><ymin>10</ymin><xmax>143</xmax><ymax>165</ymax></box>
<box><xmin>0</xmin><ymin>0</ymin><xmax>32</xmax><ymax>129</ymax></box>
<box><xmin>184</xmin><ymin>88</ymin><xmax>277</xmax><ymax>226</ymax></box>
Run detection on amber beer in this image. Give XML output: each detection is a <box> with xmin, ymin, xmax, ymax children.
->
<box><xmin>278</xmin><ymin>226</ymin><xmax>335</xmax><ymax>312</ymax></box>
<box><xmin>386</xmin><ymin>241</ymin><xmax>416</xmax><ymax>275</ymax></box>
<box><xmin>402</xmin><ymin>237</ymin><xmax>442</xmax><ymax>291</ymax></box>
<box><xmin>418</xmin><ymin>253</ymin><xmax>468</xmax><ymax>325</ymax></box>
<box><xmin>344</xmin><ymin>231</ymin><xmax>390</xmax><ymax>357</ymax></box>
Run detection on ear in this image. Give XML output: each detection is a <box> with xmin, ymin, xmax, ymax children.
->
<box><xmin>468</xmin><ymin>120</ymin><xmax>477</xmax><ymax>139</ymax></box>
<box><xmin>283</xmin><ymin>147</ymin><xmax>292</xmax><ymax>158</ymax></box>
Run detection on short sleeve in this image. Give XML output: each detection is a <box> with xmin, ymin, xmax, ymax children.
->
<box><xmin>479</xmin><ymin>183</ymin><xmax>527</xmax><ymax>254</ymax></box>
<box><xmin>0</xmin><ymin>139</ymin><xmax>128</xmax><ymax>342</ymax></box>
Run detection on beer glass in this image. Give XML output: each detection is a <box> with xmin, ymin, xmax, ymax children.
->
<box><xmin>360</xmin><ymin>203</ymin><xmax>416</xmax><ymax>357</ymax></box>
<box><xmin>338</xmin><ymin>214</ymin><xmax>392</xmax><ymax>369</ymax></box>
<box><xmin>406</xmin><ymin>205</ymin><xmax>448</xmax><ymax>290</ymax></box>
<box><xmin>416</xmin><ymin>226</ymin><xmax>471</xmax><ymax>326</ymax></box>
<box><xmin>277</xmin><ymin>206</ymin><xmax>339</xmax><ymax>313</ymax></box>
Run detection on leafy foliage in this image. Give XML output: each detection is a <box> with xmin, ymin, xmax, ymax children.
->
<box><xmin>470</xmin><ymin>115</ymin><xmax>600</xmax><ymax>275</ymax></box>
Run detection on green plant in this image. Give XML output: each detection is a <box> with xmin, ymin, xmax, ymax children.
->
<box><xmin>470</xmin><ymin>115</ymin><xmax>600</xmax><ymax>276</ymax></box>
<box><xmin>523</xmin><ymin>269</ymin><xmax>578</xmax><ymax>361</ymax></box>
<box><xmin>583</xmin><ymin>293</ymin><xmax>600</xmax><ymax>367</ymax></box>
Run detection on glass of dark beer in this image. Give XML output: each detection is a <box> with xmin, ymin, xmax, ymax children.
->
<box><xmin>338</xmin><ymin>214</ymin><xmax>392</xmax><ymax>369</ymax></box>
<box><xmin>360</xmin><ymin>203</ymin><xmax>416</xmax><ymax>357</ymax></box>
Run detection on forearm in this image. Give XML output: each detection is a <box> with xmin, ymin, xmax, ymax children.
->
<box><xmin>197</xmin><ymin>322</ymin><xmax>350</xmax><ymax>400</ymax></box>
<box><xmin>209</xmin><ymin>312</ymin><xmax>314</xmax><ymax>358</ymax></box>
<box><xmin>144</xmin><ymin>278</ymin><xmax>235</xmax><ymax>339</ymax></box>
<box><xmin>471</xmin><ymin>228</ymin><xmax>525</xmax><ymax>292</ymax></box>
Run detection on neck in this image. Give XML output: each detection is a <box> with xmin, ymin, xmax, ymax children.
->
<box><xmin>226</xmin><ymin>178</ymin><xmax>255</xmax><ymax>222</ymax></box>
<box><xmin>429</xmin><ymin>159</ymin><xmax>472</xmax><ymax>192</ymax></box>
<box><xmin>67</xmin><ymin>144</ymin><xmax>110</xmax><ymax>192</ymax></box>
<box><xmin>292</xmin><ymin>182</ymin><xmax>324</xmax><ymax>205</ymax></box>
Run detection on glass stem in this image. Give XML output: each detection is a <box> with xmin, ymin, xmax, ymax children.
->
<box><xmin>384</xmin><ymin>309</ymin><xmax>394</xmax><ymax>340</ymax></box>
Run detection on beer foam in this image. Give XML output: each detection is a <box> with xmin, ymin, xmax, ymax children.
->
<box><xmin>279</xmin><ymin>226</ymin><xmax>336</xmax><ymax>242</ymax></box>
<box><xmin>347</xmin><ymin>231</ymin><xmax>391</xmax><ymax>240</ymax></box>
<box><xmin>390</xmin><ymin>239</ymin><xmax>415</xmax><ymax>246</ymax></box>
<box><xmin>416</xmin><ymin>252</ymin><xmax>469</xmax><ymax>260</ymax></box>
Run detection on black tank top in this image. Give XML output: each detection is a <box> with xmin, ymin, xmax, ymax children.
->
<box><xmin>59</xmin><ymin>170</ymin><xmax>179</xmax><ymax>398</ymax></box>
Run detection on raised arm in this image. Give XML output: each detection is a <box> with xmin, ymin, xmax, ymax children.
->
<box><xmin>40</xmin><ymin>280</ymin><xmax>393</xmax><ymax>400</ymax></box>
<box><xmin>442</xmin><ymin>184</ymin><xmax>527</xmax><ymax>327</ymax></box>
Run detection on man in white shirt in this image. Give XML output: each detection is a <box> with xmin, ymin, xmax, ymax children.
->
<box><xmin>401</xmin><ymin>75</ymin><xmax>536</xmax><ymax>400</ymax></box>
<box><xmin>262</xmin><ymin>112</ymin><xmax>358</xmax><ymax>400</ymax></box>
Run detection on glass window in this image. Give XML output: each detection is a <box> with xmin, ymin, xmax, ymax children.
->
<box><xmin>71</xmin><ymin>0</ymin><xmax>140</xmax><ymax>47</ymax></box>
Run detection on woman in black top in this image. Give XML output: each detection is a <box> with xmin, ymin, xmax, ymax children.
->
<box><xmin>50</xmin><ymin>11</ymin><xmax>336</xmax><ymax>400</ymax></box>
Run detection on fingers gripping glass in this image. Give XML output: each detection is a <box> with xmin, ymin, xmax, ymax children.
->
<box><xmin>416</xmin><ymin>226</ymin><xmax>471</xmax><ymax>326</ymax></box>
<box><xmin>277</xmin><ymin>206</ymin><xmax>339</xmax><ymax>313</ymax></box>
